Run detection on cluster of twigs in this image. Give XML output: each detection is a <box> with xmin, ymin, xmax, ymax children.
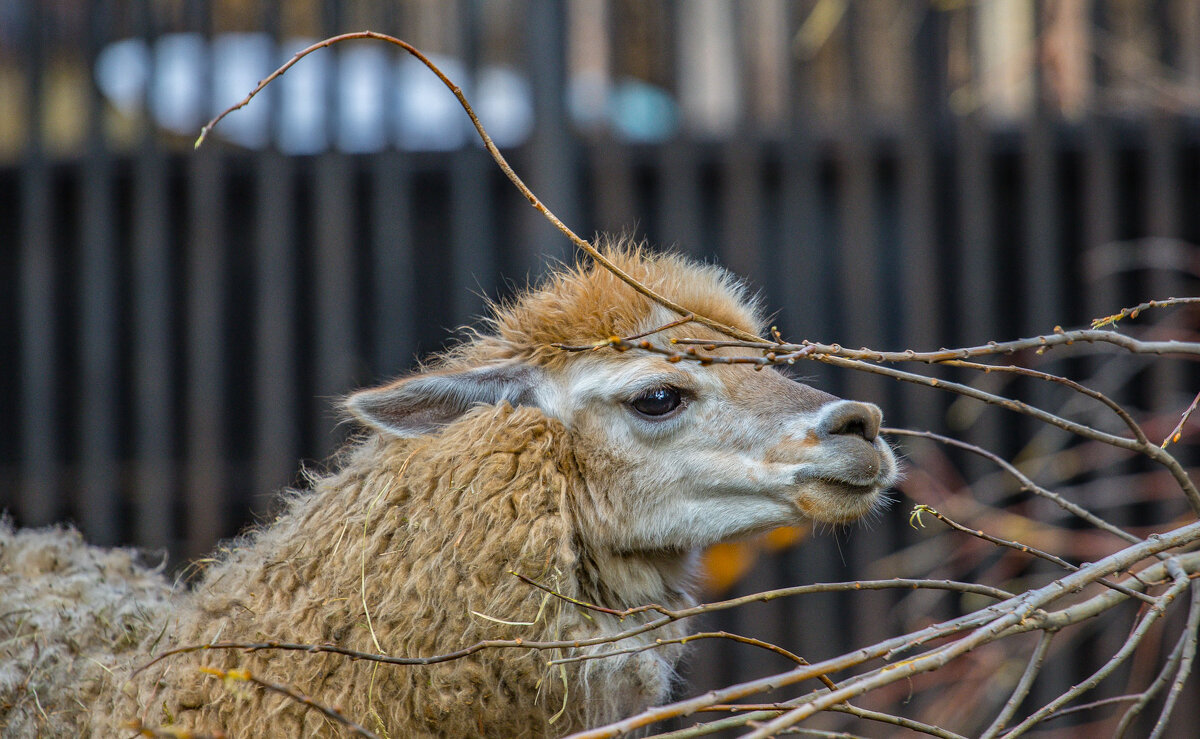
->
<box><xmin>561</xmin><ymin>304</ymin><xmax>1200</xmax><ymax>738</ymax></box>
<box><xmin>180</xmin><ymin>31</ymin><xmax>1200</xmax><ymax>737</ymax></box>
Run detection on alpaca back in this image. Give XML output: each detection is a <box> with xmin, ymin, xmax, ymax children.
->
<box><xmin>99</xmin><ymin>404</ymin><xmax>642</xmax><ymax>737</ymax></box>
<box><xmin>0</xmin><ymin>521</ymin><xmax>173</xmax><ymax>737</ymax></box>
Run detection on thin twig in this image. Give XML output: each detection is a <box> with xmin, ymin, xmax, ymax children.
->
<box><xmin>137</xmin><ymin>578</ymin><xmax>1012</xmax><ymax>677</ymax></box>
<box><xmin>980</xmin><ymin>631</ymin><xmax>1055</xmax><ymax>738</ymax></box>
<box><xmin>1000</xmin><ymin>566</ymin><xmax>1192</xmax><ymax>737</ymax></box>
<box><xmin>1113</xmin><ymin>632</ymin><xmax>1190</xmax><ymax>737</ymax></box>
<box><xmin>1161</xmin><ymin>389</ymin><xmax>1200</xmax><ymax>448</ymax></box>
<box><xmin>125</xmin><ymin>718</ymin><xmax>227</xmax><ymax>739</ymax></box>
<box><xmin>1039</xmin><ymin>694</ymin><xmax>1139</xmax><ymax>722</ymax></box>
<box><xmin>199</xmin><ymin>666</ymin><xmax>380</xmax><ymax>739</ymax></box>
<box><xmin>1148</xmin><ymin>578</ymin><xmax>1200</xmax><ymax>738</ymax></box>
<box><xmin>1091</xmin><ymin>297</ymin><xmax>1200</xmax><ymax>328</ymax></box>
<box><xmin>654</xmin><ymin>702</ymin><xmax>967</xmax><ymax>739</ymax></box>
<box><xmin>909</xmin><ymin>504</ymin><xmax>1156</xmax><ymax>605</ymax></box>
<box><xmin>663</xmin><ymin>329</ymin><xmax>1200</xmax><ymax>360</ymax></box>
<box><xmin>196</xmin><ymin>31</ymin><xmax>761</xmax><ymax>344</ymax></box>
<box><xmin>934</xmin><ymin>359</ymin><xmax>1149</xmax><ymax>446</ymax></box>
<box><xmin>884</xmin><ymin>427</ymin><xmax>1142</xmax><ymax>544</ymax></box>
<box><xmin>546</xmin><ymin>630</ymin><xmax>837</xmax><ymax>690</ymax></box>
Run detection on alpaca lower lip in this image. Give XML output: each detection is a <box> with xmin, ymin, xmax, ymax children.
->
<box><xmin>794</xmin><ymin>455</ymin><xmax>888</xmax><ymax>489</ymax></box>
<box><xmin>813</xmin><ymin>436</ymin><xmax>892</xmax><ymax>487</ymax></box>
<box><xmin>790</xmin><ymin>479</ymin><xmax>884</xmax><ymax>523</ymax></box>
<box><xmin>827</xmin><ymin>480</ymin><xmax>880</xmax><ymax>496</ymax></box>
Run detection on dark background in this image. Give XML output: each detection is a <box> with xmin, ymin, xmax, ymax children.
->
<box><xmin>3</xmin><ymin>1</ymin><xmax>1200</xmax><ymax>734</ymax></box>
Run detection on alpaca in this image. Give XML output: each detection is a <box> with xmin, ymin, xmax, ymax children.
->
<box><xmin>1</xmin><ymin>243</ymin><xmax>897</xmax><ymax>737</ymax></box>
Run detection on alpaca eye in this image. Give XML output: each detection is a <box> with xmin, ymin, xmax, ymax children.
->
<box><xmin>630</xmin><ymin>387</ymin><xmax>683</xmax><ymax>417</ymax></box>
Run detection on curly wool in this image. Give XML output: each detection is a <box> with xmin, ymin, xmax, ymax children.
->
<box><xmin>0</xmin><ymin>521</ymin><xmax>173</xmax><ymax>737</ymax></box>
<box><xmin>3</xmin><ymin>244</ymin><xmax>755</xmax><ymax>737</ymax></box>
<box><xmin>91</xmin><ymin>404</ymin><xmax>687</xmax><ymax>737</ymax></box>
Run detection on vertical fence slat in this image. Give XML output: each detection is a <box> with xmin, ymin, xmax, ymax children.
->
<box><xmin>78</xmin><ymin>2</ymin><xmax>121</xmax><ymax>545</ymax></box>
<box><xmin>1021</xmin><ymin>11</ymin><xmax>1071</xmax><ymax>709</ymax></box>
<box><xmin>131</xmin><ymin>1</ymin><xmax>174</xmax><ymax>552</ymax></box>
<box><xmin>657</xmin><ymin>138</ymin><xmax>705</xmax><ymax>258</ymax></box>
<box><xmin>17</xmin><ymin>0</ymin><xmax>58</xmax><ymax>527</ymax></box>
<box><xmin>1021</xmin><ymin>41</ymin><xmax>1061</xmax><ymax>335</ymax></box>
<box><xmin>450</xmin><ymin>147</ymin><xmax>497</xmax><ymax>323</ymax></box>
<box><xmin>718</xmin><ymin>139</ymin><xmax>764</xmax><ymax>289</ymax></box>
<box><xmin>779</xmin><ymin>6</ymin><xmax>829</xmax><ymax>375</ymax></box>
<box><xmin>312</xmin><ymin>152</ymin><xmax>356</xmax><ymax>455</ymax></box>
<box><xmin>586</xmin><ymin>0</ymin><xmax>637</xmax><ymax>238</ymax></box>
<box><xmin>952</xmin><ymin>4</ymin><xmax>1004</xmax><ymax>492</ymax></box>
<box><xmin>449</xmin><ymin>6</ymin><xmax>496</xmax><ymax>325</ymax></box>
<box><xmin>179</xmin><ymin>1</ymin><xmax>226</xmax><ymax>559</ymax></box>
<box><xmin>954</xmin><ymin>22</ymin><xmax>998</xmax><ymax>349</ymax></box>
<box><xmin>590</xmin><ymin>139</ymin><xmax>637</xmax><ymax>237</ymax></box>
<box><xmin>185</xmin><ymin>145</ymin><xmax>227</xmax><ymax>558</ymax></box>
<box><xmin>371</xmin><ymin>151</ymin><xmax>416</xmax><ymax>376</ymax></box>
<box><xmin>253</xmin><ymin>150</ymin><xmax>300</xmax><ymax>521</ymax></box>
<box><xmin>831</xmin><ymin>0</ymin><xmax>892</xmax><ymax>669</ymax></box>
<box><xmin>309</xmin><ymin>4</ymin><xmax>357</xmax><ymax>457</ymax></box>
<box><xmin>897</xmin><ymin>5</ymin><xmax>941</xmax><ymax>433</ymax></box>
<box><xmin>1082</xmin><ymin>120</ymin><xmax>1117</xmax><ymax>325</ymax></box>
<box><xmin>521</xmin><ymin>0</ymin><xmax>575</xmax><ymax>274</ymax></box>
<box><xmin>131</xmin><ymin>146</ymin><xmax>173</xmax><ymax>550</ymax></box>
<box><xmin>778</xmin><ymin>0</ymin><xmax>845</xmax><ymax>676</ymax></box>
<box><xmin>250</xmin><ymin>4</ymin><xmax>299</xmax><ymax>521</ymax></box>
<box><xmin>1145</xmin><ymin>114</ymin><xmax>1184</xmax><ymax>413</ymax></box>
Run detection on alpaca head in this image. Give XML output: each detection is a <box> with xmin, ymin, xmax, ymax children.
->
<box><xmin>346</xmin><ymin>244</ymin><xmax>897</xmax><ymax>553</ymax></box>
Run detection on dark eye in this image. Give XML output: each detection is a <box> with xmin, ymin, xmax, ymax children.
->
<box><xmin>630</xmin><ymin>387</ymin><xmax>683</xmax><ymax>417</ymax></box>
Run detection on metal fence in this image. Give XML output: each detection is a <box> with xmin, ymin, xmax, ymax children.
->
<box><xmin>3</xmin><ymin>1</ymin><xmax>1200</xmax><ymax>734</ymax></box>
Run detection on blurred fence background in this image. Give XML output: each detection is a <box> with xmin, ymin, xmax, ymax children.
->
<box><xmin>3</xmin><ymin>0</ymin><xmax>1200</xmax><ymax>733</ymax></box>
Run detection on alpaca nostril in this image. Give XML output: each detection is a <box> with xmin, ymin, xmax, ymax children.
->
<box><xmin>822</xmin><ymin>401</ymin><xmax>881</xmax><ymax>442</ymax></box>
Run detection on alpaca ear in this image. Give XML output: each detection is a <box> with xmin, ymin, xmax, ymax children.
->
<box><xmin>345</xmin><ymin>361</ymin><xmax>544</xmax><ymax>437</ymax></box>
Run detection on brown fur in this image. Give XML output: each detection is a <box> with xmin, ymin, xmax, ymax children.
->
<box><xmin>98</xmin><ymin>405</ymin><xmax>684</xmax><ymax>737</ymax></box>
<box><xmin>7</xmin><ymin>242</ymin><xmax>892</xmax><ymax>737</ymax></box>
<box><xmin>91</xmin><ymin>244</ymin><xmax>724</xmax><ymax>737</ymax></box>
<box><xmin>444</xmin><ymin>240</ymin><xmax>764</xmax><ymax>369</ymax></box>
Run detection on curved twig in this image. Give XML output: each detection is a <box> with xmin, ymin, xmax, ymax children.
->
<box><xmin>980</xmin><ymin>631</ymin><xmax>1055</xmax><ymax>739</ymax></box>
<box><xmin>1092</xmin><ymin>297</ymin><xmax>1200</xmax><ymax>328</ymax></box>
<box><xmin>138</xmin><ymin>578</ymin><xmax>1010</xmax><ymax>676</ymax></box>
<box><xmin>909</xmin><ymin>504</ymin><xmax>1155</xmax><ymax>605</ymax></box>
<box><xmin>884</xmin><ymin>427</ymin><xmax>1141</xmax><ymax>544</ymax></box>
<box><xmin>196</xmin><ymin>31</ymin><xmax>761</xmax><ymax>344</ymax></box>
<box><xmin>568</xmin><ymin>530</ymin><xmax>1200</xmax><ymax>739</ymax></box>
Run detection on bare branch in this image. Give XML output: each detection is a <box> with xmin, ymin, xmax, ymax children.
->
<box><xmin>568</xmin><ymin>529</ymin><xmax>1200</xmax><ymax>738</ymax></box>
<box><xmin>1148</xmin><ymin>578</ymin><xmax>1200</xmax><ymax>738</ymax></box>
<box><xmin>1000</xmin><ymin>568</ymin><xmax>1192</xmax><ymax>737</ymax></box>
<box><xmin>196</xmin><ymin>32</ymin><xmax>760</xmax><ymax>344</ymax></box>
<box><xmin>1091</xmin><ymin>297</ymin><xmax>1200</xmax><ymax>328</ymax></box>
<box><xmin>884</xmin><ymin>427</ymin><xmax>1142</xmax><ymax>544</ymax></box>
<box><xmin>909</xmin><ymin>504</ymin><xmax>1156</xmax><ymax>605</ymax></box>
<box><xmin>198</xmin><ymin>666</ymin><xmax>380</xmax><ymax>739</ymax></box>
<box><xmin>980</xmin><ymin>631</ymin><xmax>1055</xmax><ymax>738</ymax></box>
<box><xmin>668</xmin><ymin>329</ymin><xmax>1200</xmax><ymax>360</ymax></box>
<box><xmin>1161</xmin><ymin>389</ymin><xmax>1200</xmax><ymax>448</ymax></box>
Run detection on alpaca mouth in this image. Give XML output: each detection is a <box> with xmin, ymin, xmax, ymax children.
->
<box><xmin>803</xmin><ymin>436</ymin><xmax>896</xmax><ymax>489</ymax></box>
<box><xmin>788</xmin><ymin>437</ymin><xmax>897</xmax><ymax>522</ymax></box>
<box><xmin>792</xmin><ymin>477</ymin><xmax>887</xmax><ymax>523</ymax></box>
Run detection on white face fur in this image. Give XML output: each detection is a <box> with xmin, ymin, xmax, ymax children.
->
<box><xmin>347</xmin><ymin>322</ymin><xmax>899</xmax><ymax>556</ymax></box>
<box><xmin>532</xmin><ymin>349</ymin><xmax>898</xmax><ymax>553</ymax></box>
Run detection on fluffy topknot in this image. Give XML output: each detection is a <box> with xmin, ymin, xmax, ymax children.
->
<box><xmin>448</xmin><ymin>239</ymin><xmax>765</xmax><ymax>368</ymax></box>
